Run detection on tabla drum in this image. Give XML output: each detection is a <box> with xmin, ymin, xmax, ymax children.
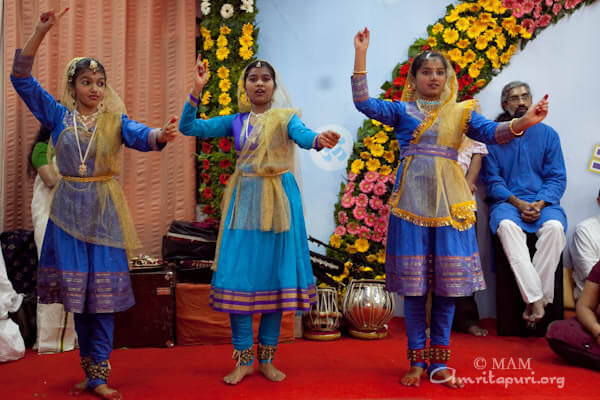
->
<box><xmin>303</xmin><ymin>286</ymin><xmax>342</xmax><ymax>341</ymax></box>
<box><xmin>342</xmin><ymin>279</ymin><xmax>395</xmax><ymax>339</ymax></box>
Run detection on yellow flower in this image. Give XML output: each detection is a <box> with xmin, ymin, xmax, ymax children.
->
<box><xmin>457</xmin><ymin>39</ymin><xmax>470</xmax><ymax>49</ymax></box>
<box><xmin>351</xmin><ymin>159</ymin><xmax>365</xmax><ymax>174</ymax></box>
<box><xmin>200</xmin><ymin>112</ymin><xmax>208</xmax><ymax>120</ymax></box>
<box><xmin>239</xmin><ymin>91</ymin><xmax>249</xmax><ymax>106</ymax></box>
<box><xmin>330</xmin><ymin>234</ymin><xmax>342</xmax><ymax>248</ymax></box>
<box><xmin>379</xmin><ymin>165</ymin><xmax>393</xmax><ymax>176</ymax></box>
<box><xmin>464</xmin><ymin>49</ymin><xmax>476</xmax><ymax>63</ymax></box>
<box><xmin>432</xmin><ymin>23</ymin><xmax>444</xmax><ymax>35</ymax></box>
<box><xmin>201</xmin><ymin>91</ymin><xmax>211</xmax><ymax>105</ymax></box>
<box><xmin>456</xmin><ymin>17</ymin><xmax>470</xmax><ymax>32</ymax></box>
<box><xmin>479</xmin><ymin>0</ymin><xmax>496</xmax><ymax>12</ymax></box>
<box><xmin>203</xmin><ymin>38</ymin><xmax>214</xmax><ymax>51</ymax></box>
<box><xmin>355</xmin><ymin>238</ymin><xmax>370</xmax><ymax>253</ymax></box>
<box><xmin>445</xmin><ymin>9</ymin><xmax>460</xmax><ymax>23</ymax></box>
<box><xmin>364</xmin><ymin>137</ymin><xmax>375</xmax><ymax>147</ymax></box>
<box><xmin>344</xmin><ymin>261</ymin><xmax>353</xmax><ymax>270</ymax></box>
<box><xmin>219</xmin><ymin>107</ymin><xmax>232</xmax><ymax>116</ymax></box>
<box><xmin>374</xmin><ymin>131</ymin><xmax>389</xmax><ymax>144</ymax></box>
<box><xmin>239</xmin><ymin>34</ymin><xmax>254</xmax><ymax>47</ymax></box>
<box><xmin>390</xmin><ymin>140</ymin><xmax>399</xmax><ymax>151</ymax></box>
<box><xmin>457</xmin><ymin>56</ymin><xmax>469</xmax><ymax>69</ymax></box>
<box><xmin>377</xmin><ymin>250</ymin><xmax>386</xmax><ymax>264</ymax></box>
<box><xmin>475</xmin><ymin>58</ymin><xmax>486</xmax><ymax>69</ymax></box>
<box><xmin>371</xmin><ymin>119</ymin><xmax>382</xmax><ymax>127</ymax></box>
<box><xmin>484</xmin><ymin>29</ymin><xmax>496</xmax><ymax>41</ymax></box>
<box><xmin>370</xmin><ymin>143</ymin><xmax>384</xmax><ymax>157</ymax></box>
<box><xmin>218</xmin><ymin>79</ymin><xmax>231</xmax><ymax>92</ymax></box>
<box><xmin>383</xmin><ymin>124</ymin><xmax>394</xmax><ymax>132</ymax></box>
<box><xmin>217</xmin><ymin>66</ymin><xmax>230</xmax><ymax>79</ymax></box>
<box><xmin>427</xmin><ymin>37</ymin><xmax>437</xmax><ymax>48</ymax></box>
<box><xmin>366</xmin><ymin>158</ymin><xmax>381</xmax><ymax>172</ymax></box>
<box><xmin>468</xmin><ymin>64</ymin><xmax>481</xmax><ymax>79</ymax></box>
<box><xmin>447</xmin><ymin>48</ymin><xmax>462</xmax><ymax>63</ymax></box>
<box><xmin>475</xmin><ymin>79</ymin><xmax>487</xmax><ymax>88</ymax></box>
<box><xmin>360</xmin><ymin>151</ymin><xmax>371</xmax><ymax>160</ymax></box>
<box><xmin>383</xmin><ymin>150</ymin><xmax>395</xmax><ymax>164</ymax></box>
<box><xmin>220</xmin><ymin>25</ymin><xmax>231</xmax><ymax>35</ymax></box>
<box><xmin>485</xmin><ymin>46</ymin><xmax>498</xmax><ymax>61</ymax></box>
<box><xmin>496</xmin><ymin>33</ymin><xmax>506</xmax><ymax>50</ymax></box>
<box><xmin>242</xmin><ymin>23</ymin><xmax>254</xmax><ymax>36</ymax></box>
<box><xmin>469</xmin><ymin>4</ymin><xmax>482</xmax><ymax>13</ymax></box>
<box><xmin>216</xmin><ymin>47</ymin><xmax>230</xmax><ymax>61</ymax></box>
<box><xmin>442</xmin><ymin>28</ymin><xmax>459</xmax><ymax>44</ymax></box>
<box><xmin>218</xmin><ymin>92</ymin><xmax>231</xmax><ymax>106</ymax></box>
<box><xmin>239</xmin><ymin>46</ymin><xmax>253</xmax><ymax>60</ymax></box>
<box><xmin>200</xmin><ymin>27</ymin><xmax>210</xmax><ymax>38</ymax></box>
<box><xmin>346</xmin><ymin>243</ymin><xmax>358</xmax><ymax>254</ymax></box>
<box><xmin>217</xmin><ymin>35</ymin><xmax>228</xmax><ymax>48</ymax></box>
<box><xmin>475</xmin><ymin>36</ymin><xmax>489</xmax><ymax>50</ymax></box>
<box><xmin>363</xmin><ymin>257</ymin><xmax>376</xmax><ymax>266</ymax></box>
<box><xmin>520</xmin><ymin>27</ymin><xmax>532</xmax><ymax>39</ymax></box>
<box><xmin>500</xmin><ymin>51</ymin><xmax>511</xmax><ymax>64</ymax></box>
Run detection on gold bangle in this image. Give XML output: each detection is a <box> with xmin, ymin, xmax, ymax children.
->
<box><xmin>353</xmin><ymin>70</ymin><xmax>367</xmax><ymax>75</ymax></box>
<box><xmin>509</xmin><ymin>118</ymin><xmax>524</xmax><ymax>136</ymax></box>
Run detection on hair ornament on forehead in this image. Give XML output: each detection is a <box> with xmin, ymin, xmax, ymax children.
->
<box><xmin>89</xmin><ymin>59</ymin><xmax>99</xmax><ymax>73</ymax></box>
<box><xmin>256</xmin><ymin>60</ymin><xmax>262</xmax><ymax>68</ymax></box>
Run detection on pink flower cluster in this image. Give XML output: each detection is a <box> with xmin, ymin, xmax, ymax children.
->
<box><xmin>335</xmin><ymin>171</ymin><xmax>395</xmax><ymax>245</ymax></box>
<box><xmin>503</xmin><ymin>0</ymin><xmax>584</xmax><ymax>34</ymax></box>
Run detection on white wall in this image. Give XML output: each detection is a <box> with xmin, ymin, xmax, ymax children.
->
<box><xmin>256</xmin><ymin>0</ymin><xmax>600</xmax><ymax>318</ymax></box>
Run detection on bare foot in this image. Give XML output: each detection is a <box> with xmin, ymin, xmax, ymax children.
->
<box><xmin>431</xmin><ymin>368</ymin><xmax>464</xmax><ymax>389</ymax></box>
<box><xmin>92</xmin><ymin>384</ymin><xmax>122</xmax><ymax>399</ymax></box>
<box><xmin>400</xmin><ymin>366</ymin><xmax>425</xmax><ymax>387</ymax></box>
<box><xmin>68</xmin><ymin>378</ymin><xmax>88</xmax><ymax>396</ymax></box>
<box><xmin>531</xmin><ymin>299</ymin><xmax>545</xmax><ymax>321</ymax></box>
<box><xmin>467</xmin><ymin>325</ymin><xmax>488</xmax><ymax>337</ymax></box>
<box><xmin>223</xmin><ymin>365</ymin><xmax>254</xmax><ymax>385</ymax></box>
<box><xmin>258</xmin><ymin>362</ymin><xmax>286</xmax><ymax>382</ymax></box>
<box><xmin>522</xmin><ymin>303</ymin><xmax>533</xmax><ymax>321</ymax></box>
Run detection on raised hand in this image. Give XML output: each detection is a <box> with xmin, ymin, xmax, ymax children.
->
<box><xmin>158</xmin><ymin>116</ymin><xmax>179</xmax><ymax>144</ymax></box>
<box><xmin>318</xmin><ymin>131</ymin><xmax>341</xmax><ymax>149</ymax></box>
<box><xmin>354</xmin><ymin>27</ymin><xmax>370</xmax><ymax>52</ymax></box>
<box><xmin>192</xmin><ymin>54</ymin><xmax>209</xmax><ymax>95</ymax></box>
<box><xmin>37</xmin><ymin>8</ymin><xmax>69</xmax><ymax>34</ymax></box>
<box><xmin>519</xmin><ymin>94</ymin><xmax>549</xmax><ymax>130</ymax></box>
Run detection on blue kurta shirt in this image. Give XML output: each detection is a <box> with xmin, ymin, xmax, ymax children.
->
<box><xmin>481</xmin><ymin>123</ymin><xmax>567</xmax><ymax>234</ymax></box>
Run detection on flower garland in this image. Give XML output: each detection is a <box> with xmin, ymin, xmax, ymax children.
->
<box><xmin>196</xmin><ymin>0</ymin><xmax>258</xmax><ymax>225</ymax></box>
<box><xmin>327</xmin><ymin>0</ymin><xmax>596</xmax><ymax>286</ymax></box>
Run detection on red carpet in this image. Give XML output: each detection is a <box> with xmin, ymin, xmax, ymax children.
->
<box><xmin>0</xmin><ymin>318</ymin><xmax>594</xmax><ymax>399</ymax></box>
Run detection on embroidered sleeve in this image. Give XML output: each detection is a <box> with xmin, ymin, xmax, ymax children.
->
<box><xmin>12</xmin><ymin>49</ymin><xmax>34</xmax><ymax>77</ymax></box>
<box><xmin>494</xmin><ymin>122</ymin><xmax>513</xmax><ymax>144</ymax></box>
<box><xmin>351</xmin><ymin>75</ymin><xmax>369</xmax><ymax>103</ymax></box>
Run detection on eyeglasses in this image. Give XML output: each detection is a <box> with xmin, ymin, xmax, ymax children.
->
<box><xmin>507</xmin><ymin>94</ymin><xmax>531</xmax><ymax>103</ymax></box>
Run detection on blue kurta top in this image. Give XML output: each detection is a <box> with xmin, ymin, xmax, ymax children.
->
<box><xmin>481</xmin><ymin>123</ymin><xmax>567</xmax><ymax>234</ymax></box>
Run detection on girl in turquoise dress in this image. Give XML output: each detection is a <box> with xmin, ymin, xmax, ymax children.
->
<box><xmin>179</xmin><ymin>55</ymin><xmax>339</xmax><ymax>384</ymax></box>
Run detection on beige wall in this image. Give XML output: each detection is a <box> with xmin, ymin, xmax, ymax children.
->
<box><xmin>3</xmin><ymin>0</ymin><xmax>197</xmax><ymax>256</ymax></box>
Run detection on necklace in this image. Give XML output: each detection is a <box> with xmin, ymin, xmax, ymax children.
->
<box><xmin>72</xmin><ymin>111</ymin><xmax>98</xmax><ymax>176</ymax></box>
<box><xmin>416</xmin><ymin>98</ymin><xmax>441</xmax><ymax>114</ymax></box>
<box><xmin>243</xmin><ymin>110</ymin><xmax>265</xmax><ymax>144</ymax></box>
<box><xmin>76</xmin><ymin>108</ymin><xmax>101</xmax><ymax>130</ymax></box>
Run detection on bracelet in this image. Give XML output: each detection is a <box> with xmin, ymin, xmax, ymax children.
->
<box><xmin>509</xmin><ymin>118</ymin><xmax>524</xmax><ymax>136</ymax></box>
<box><xmin>353</xmin><ymin>70</ymin><xmax>367</xmax><ymax>75</ymax></box>
<box><xmin>189</xmin><ymin>93</ymin><xmax>200</xmax><ymax>105</ymax></box>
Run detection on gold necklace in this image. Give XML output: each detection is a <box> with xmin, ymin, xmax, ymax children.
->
<box><xmin>73</xmin><ymin>111</ymin><xmax>98</xmax><ymax>176</ymax></box>
<box><xmin>76</xmin><ymin>109</ymin><xmax>100</xmax><ymax>130</ymax></box>
<box><xmin>416</xmin><ymin>98</ymin><xmax>441</xmax><ymax>114</ymax></box>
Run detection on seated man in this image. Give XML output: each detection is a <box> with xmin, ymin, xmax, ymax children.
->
<box><xmin>482</xmin><ymin>81</ymin><xmax>567</xmax><ymax>324</ymax></box>
<box><xmin>564</xmin><ymin>189</ymin><xmax>600</xmax><ymax>300</ymax></box>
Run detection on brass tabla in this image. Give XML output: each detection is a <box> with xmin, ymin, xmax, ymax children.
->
<box><xmin>342</xmin><ymin>279</ymin><xmax>395</xmax><ymax>339</ymax></box>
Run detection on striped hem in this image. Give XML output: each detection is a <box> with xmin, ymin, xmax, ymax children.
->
<box><xmin>209</xmin><ymin>285</ymin><xmax>317</xmax><ymax>314</ymax></box>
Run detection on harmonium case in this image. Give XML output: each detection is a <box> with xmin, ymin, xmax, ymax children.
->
<box><xmin>114</xmin><ymin>265</ymin><xmax>175</xmax><ymax>348</ymax></box>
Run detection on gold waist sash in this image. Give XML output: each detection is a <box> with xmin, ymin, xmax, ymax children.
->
<box><xmin>62</xmin><ymin>175</ymin><xmax>114</xmax><ymax>182</ymax></box>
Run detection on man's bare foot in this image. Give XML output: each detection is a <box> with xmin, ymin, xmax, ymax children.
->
<box><xmin>400</xmin><ymin>366</ymin><xmax>425</xmax><ymax>387</ymax></box>
<box><xmin>522</xmin><ymin>303</ymin><xmax>533</xmax><ymax>321</ymax></box>
<box><xmin>92</xmin><ymin>384</ymin><xmax>122</xmax><ymax>400</ymax></box>
<box><xmin>531</xmin><ymin>299</ymin><xmax>545</xmax><ymax>321</ymax></box>
<box><xmin>431</xmin><ymin>368</ymin><xmax>465</xmax><ymax>389</ymax></box>
<box><xmin>68</xmin><ymin>378</ymin><xmax>88</xmax><ymax>396</ymax></box>
<box><xmin>223</xmin><ymin>365</ymin><xmax>254</xmax><ymax>385</ymax></box>
<box><xmin>258</xmin><ymin>362</ymin><xmax>286</xmax><ymax>382</ymax></box>
<box><xmin>467</xmin><ymin>325</ymin><xmax>488</xmax><ymax>337</ymax></box>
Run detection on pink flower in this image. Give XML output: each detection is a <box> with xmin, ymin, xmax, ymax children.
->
<box><xmin>533</xmin><ymin>0</ymin><xmax>543</xmax><ymax>3</ymax></box>
<box><xmin>375</xmin><ymin>217</ymin><xmax>388</xmax><ymax>234</ymax></box>
<box><xmin>380</xmin><ymin>205</ymin><xmax>391</xmax><ymax>217</ymax></box>
<box><xmin>334</xmin><ymin>225</ymin><xmax>347</xmax><ymax>236</ymax></box>
<box><xmin>359</xmin><ymin>179</ymin><xmax>374</xmax><ymax>194</ymax></box>
<box><xmin>564</xmin><ymin>0</ymin><xmax>583</xmax><ymax>9</ymax></box>
<box><xmin>347</xmin><ymin>222</ymin><xmax>360</xmax><ymax>235</ymax></box>
<box><xmin>337</xmin><ymin>211</ymin><xmax>348</xmax><ymax>225</ymax></box>
<box><xmin>364</xmin><ymin>213</ymin><xmax>376</xmax><ymax>227</ymax></box>
<box><xmin>512</xmin><ymin>5</ymin><xmax>525</xmax><ymax>18</ymax></box>
<box><xmin>502</xmin><ymin>0</ymin><xmax>515</xmax><ymax>8</ymax></box>
<box><xmin>353</xmin><ymin>207</ymin><xmax>367</xmax><ymax>221</ymax></box>
<box><xmin>522</xmin><ymin>0</ymin><xmax>535</xmax><ymax>14</ymax></box>
<box><xmin>373</xmin><ymin>182</ymin><xmax>387</xmax><ymax>196</ymax></box>
<box><xmin>536</xmin><ymin>13</ymin><xmax>552</xmax><ymax>27</ymax></box>
<box><xmin>358</xmin><ymin>226</ymin><xmax>371</xmax><ymax>239</ymax></box>
<box><xmin>533</xmin><ymin>3</ymin><xmax>542</xmax><ymax>18</ymax></box>
<box><xmin>369</xmin><ymin>197</ymin><xmax>384</xmax><ymax>210</ymax></box>
<box><xmin>545</xmin><ymin>0</ymin><xmax>553</xmax><ymax>6</ymax></box>
<box><xmin>341</xmin><ymin>193</ymin><xmax>355</xmax><ymax>209</ymax></box>
<box><xmin>552</xmin><ymin>2</ymin><xmax>562</xmax><ymax>14</ymax></box>
<box><xmin>521</xmin><ymin>18</ymin><xmax>535</xmax><ymax>33</ymax></box>
<box><xmin>348</xmin><ymin>172</ymin><xmax>357</xmax><ymax>182</ymax></box>
<box><xmin>371</xmin><ymin>231</ymin><xmax>383</xmax><ymax>243</ymax></box>
<box><xmin>344</xmin><ymin>182</ymin><xmax>355</xmax><ymax>194</ymax></box>
<box><xmin>364</xmin><ymin>171</ymin><xmax>378</xmax><ymax>183</ymax></box>
<box><xmin>356</xmin><ymin>193</ymin><xmax>369</xmax><ymax>208</ymax></box>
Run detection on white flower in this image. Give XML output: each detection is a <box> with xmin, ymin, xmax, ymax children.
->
<box><xmin>220</xmin><ymin>3</ymin><xmax>234</xmax><ymax>19</ymax></box>
<box><xmin>200</xmin><ymin>1</ymin><xmax>210</xmax><ymax>15</ymax></box>
<box><xmin>240</xmin><ymin>4</ymin><xmax>254</xmax><ymax>13</ymax></box>
<box><xmin>241</xmin><ymin>0</ymin><xmax>254</xmax><ymax>6</ymax></box>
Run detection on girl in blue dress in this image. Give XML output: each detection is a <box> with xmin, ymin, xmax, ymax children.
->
<box><xmin>11</xmin><ymin>10</ymin><xmax>179</xmax><ymax>399</ymax></box>
<box><xmin>179</xmin><ymin>55</ymin><xmax>339</xmax><ymax>384</ymax></box>
<box><xmin>351</xmin><ymin>27</ymin><xmax>550</xmax><ymax>389</ymax></box>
